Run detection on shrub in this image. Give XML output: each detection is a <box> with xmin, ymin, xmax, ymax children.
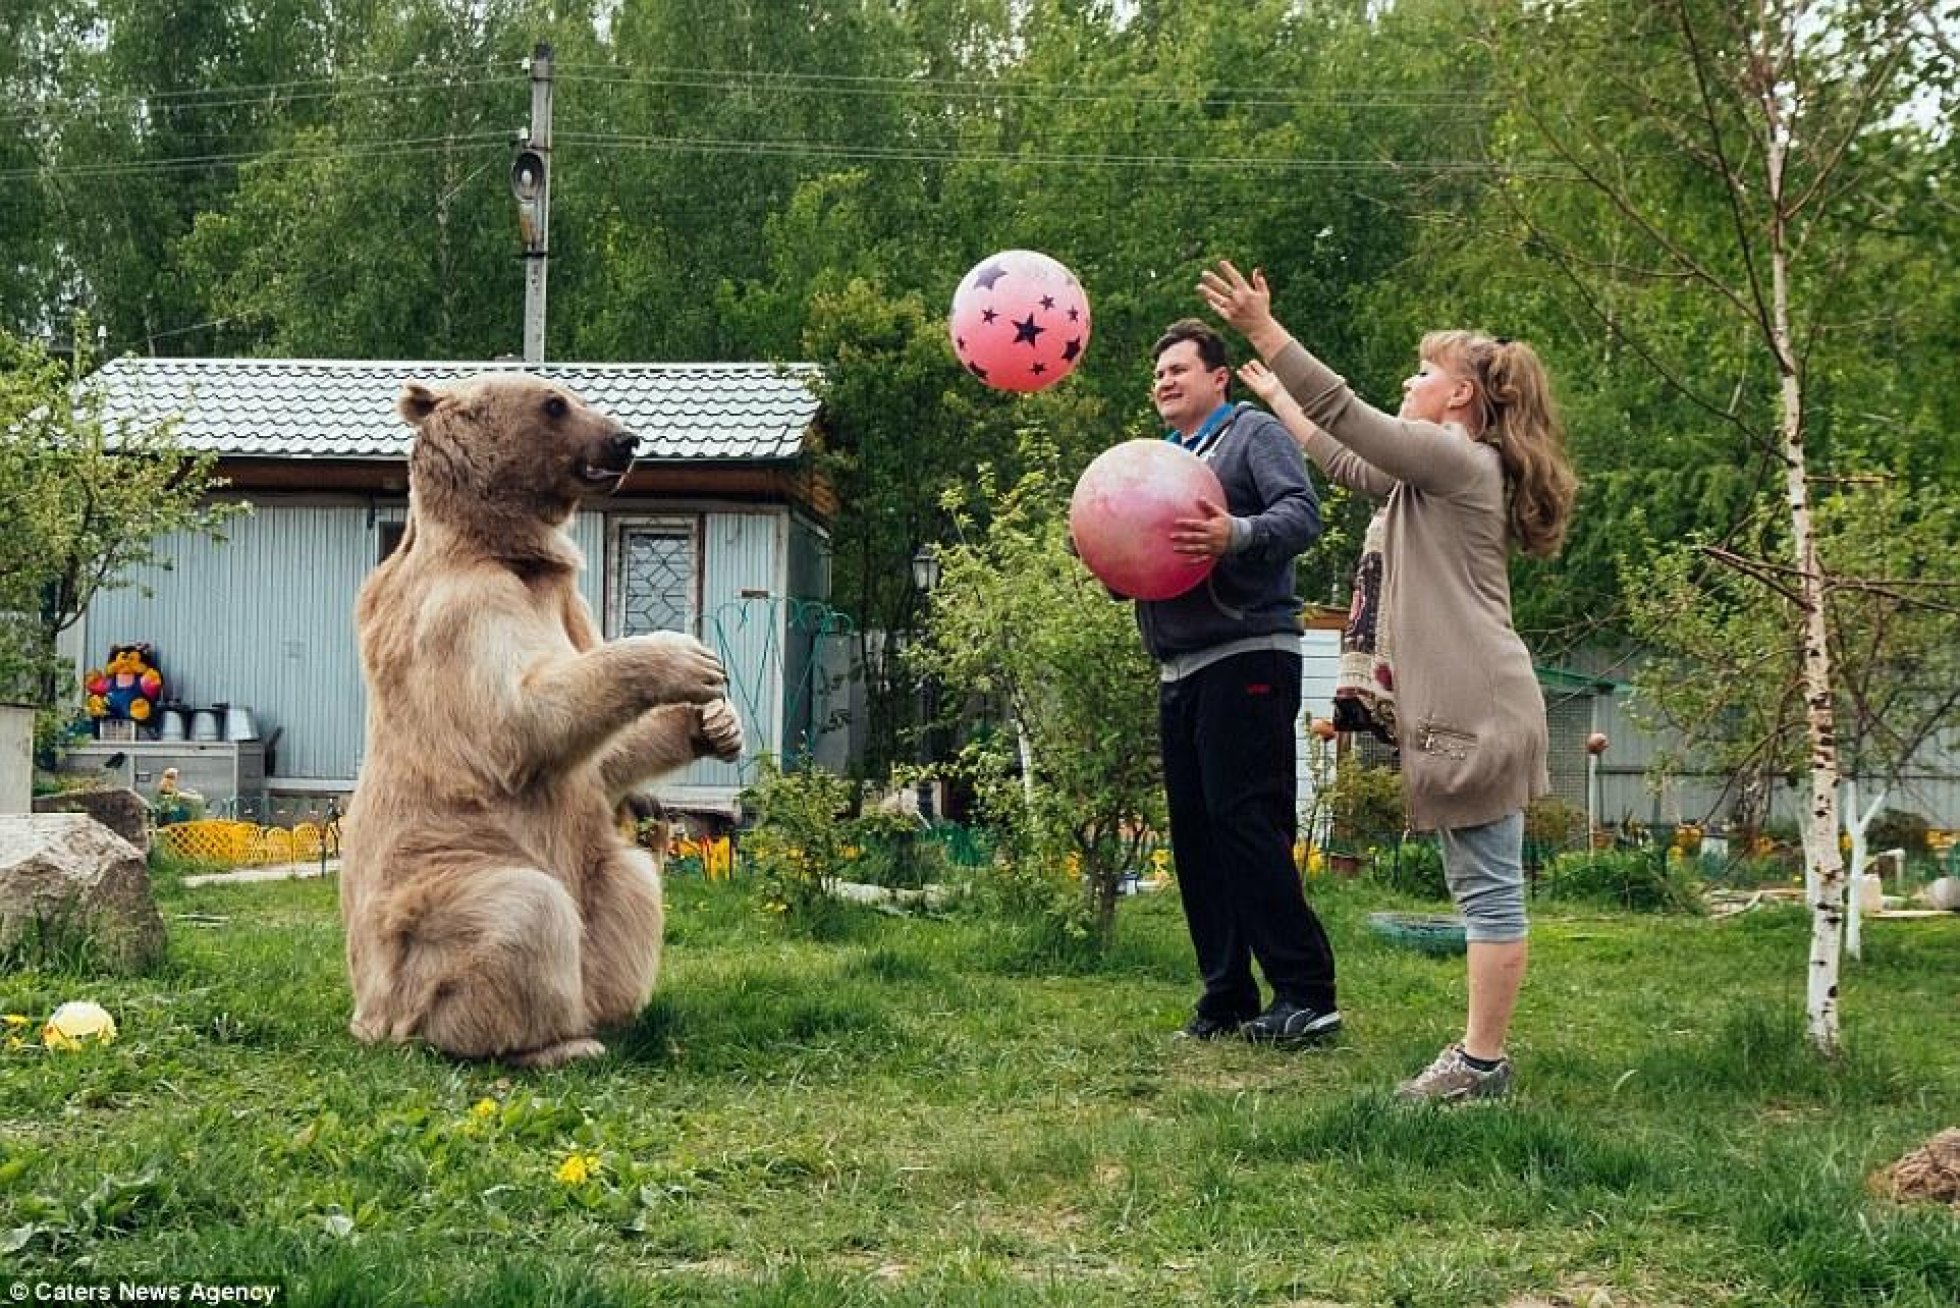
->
<box><xmin>1865</xmin><ymin>807</ymin><xmax>1931</xmax><ymax>860</ymax></box>
<box><xmin>738</xmin><ymin>758</ymin><xmax>857</xmax><ymax>936</ymax></box>
<box><xmin>1524</xmin><ymin>795</ymin><xmax>1586</xmax><ymax>865</ymax></box>
<box><xmin>847</xmin><ymin>807</ymin><xmax>951</xmax><ymax>891</ymax></box>
<box><xmin>1369</xmin><ymin>835</ymin><xmax>1449</xmax><ymax>901</ymax></box>
<box><xmin>1539</xmin><ymin>848</ymin><xmax>1704</xmax><ymax>914</ymax></box>
<box><xmin>911</xmin><ymin>440</ymin><xmax>1167</xmax><ymax>950</ymax></box>
<box><xmin>1326</xmin><ymin>758</ymin><xmax>1405</xmax><ymax>854</ymax></box>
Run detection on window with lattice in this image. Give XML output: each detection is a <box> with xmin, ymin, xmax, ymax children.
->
<box><xmin>610</xmin><ymin>520</ymin><xmax>699</xmax><ymax>637</ymax></box>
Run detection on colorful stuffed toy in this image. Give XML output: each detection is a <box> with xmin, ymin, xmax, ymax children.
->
<box><xmin>84</xmin><ymin>643</ymin><xmax>165</xmax><ymax>723</ymax></box>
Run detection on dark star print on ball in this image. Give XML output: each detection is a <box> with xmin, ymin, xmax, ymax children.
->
<box><xmin>947</xmin><ymin>250</ymin><xmax>1093</xmax><ymax>393</ymax></box>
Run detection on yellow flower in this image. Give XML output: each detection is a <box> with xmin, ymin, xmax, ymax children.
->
<box><xmin>2</xmin><ymin>1014</ymin><xmax>28</xmax><ymax>1030</ymax></box>
<box><xmin>555</xmin><ymin>1152</ymin><xmax>600</xmax><ymax>1185</ymax></box>
<box><xmin>471</xmin><ymin>1098</ymin><xmax>498</xmax><ymax>1120</ymax></box>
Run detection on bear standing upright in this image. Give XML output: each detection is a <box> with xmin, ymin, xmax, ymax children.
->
<box><xmin>339</xmin><ymin>373</ymin><xmax>743</xmax><ymax>1068</ymax></box>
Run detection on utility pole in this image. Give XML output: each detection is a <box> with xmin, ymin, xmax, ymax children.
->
<box><xmin>511</xmin><ymin>42</ymin><xmax>554</xmax><ymax>364</ymax></box>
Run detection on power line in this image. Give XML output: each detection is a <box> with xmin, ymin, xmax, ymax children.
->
<box><xmin>550</xmin><ymin>61</ymin><xmax>1503</xmax><ymax>110</ymax></box>
<box><xmin>0</xmin><ymin>124</ymin><xmax>1563</xmax><ymax>184</ymax></box>
<box><xmin>2</xmin><ymin>65</ymin><xmax>524</xmax><ymax>128</ymax></box>
<box><xmin>553</xmin><ymin>131</ymin><xmax>1561</xmax><ymax>177</ymax></box>
<box><xmin>88</xmin><ymin>145</ymin><xmax>511</xmax><ymax>355</ymax></box>
<box><xmin>0</xmin><ymin>132</ymin><xmax>514</xmax><ymax>182</ymax></box>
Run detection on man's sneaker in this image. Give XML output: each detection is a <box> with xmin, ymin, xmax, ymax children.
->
<box><xmin>1394</xmin><ymin>1043</ymin><xmax>1513</xmax><ymax>1103</ymax></box>
<box><xmin>1175</xmin><ymin>1011</ymin><xmax>1252</xmax><ymax>1041</ymax></box>
<box><xmin>1238</xmin><ymin>1000</ymin><xmax>1342</xmax><ymax>1047</ymax></box>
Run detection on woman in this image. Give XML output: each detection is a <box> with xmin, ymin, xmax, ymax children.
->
<box><xmin>1200</xmin><ymin>260</ymin><xmax>1576</xmax><ymax>1102</ymax></box>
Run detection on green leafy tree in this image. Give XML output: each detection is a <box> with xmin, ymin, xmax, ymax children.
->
<box><xmin>796</xmin><ymin>273</ymin><xmax>1110</xmax><ymax>776</ymax></box>
<box><xmin>0</xmin><ymin>329</ymin><xmax>242</xmax><ymax>708</ymax></box>
<box><xmin>28</xmin><ymin>0</ymin><xmax>401</xmax><ymax>352</ymax></box>
<box><xmin>910</xmin><ymin>434</ymin><xmax>1162</xmax><ymax>949</ymax></box>
<box><xmin>175</xmin><ymin>0</ymin><xmax>559</xmax><ymax>357</ymax></box>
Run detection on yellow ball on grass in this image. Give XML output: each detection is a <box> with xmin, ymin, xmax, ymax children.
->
<box><xmin>42</xmin><ymin>1000</ymin><xmax>118</xmax><ymax>1051</ymax></box>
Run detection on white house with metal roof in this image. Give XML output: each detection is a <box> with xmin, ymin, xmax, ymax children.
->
<box><xmin>65</xmin><ymin>357</ymin><xmax>847</xmax><ymax>823</ymax></box>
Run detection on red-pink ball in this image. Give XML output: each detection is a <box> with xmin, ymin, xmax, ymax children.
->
<box><xmin>949</xmin><ymin>250</ymin><xmax>1092</xmax><ymax>392</ymax></box>
<box><xmin>1069</xmin><ymin>440</ymin><xmax>1223</xmax><ymax>601</ymax></box>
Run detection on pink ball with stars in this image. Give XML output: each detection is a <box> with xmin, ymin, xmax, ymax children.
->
<box><xmin>949</xmin><ymin>249</ymin><xmax>1092</xmax><ymax>392</ymax></box>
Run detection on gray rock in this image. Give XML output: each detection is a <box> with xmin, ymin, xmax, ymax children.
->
<box><xmin>33</xmin><ymin>788</ymin><xmax>152</xmax><ymax>852</ymax></box>
<box><xmin>0</xmin><ymin>814</ymin><xmax>165</xmax><ymax>972</ymax></box>
<box><xmin>1924</xmin><ymin>876</ymin><xmax>1960</xmax><ymax>912</ymax></box>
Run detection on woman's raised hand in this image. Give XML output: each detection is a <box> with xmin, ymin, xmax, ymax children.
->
<box><xmin>1197</xmin><ymin>260</ymin><xmax>1290</xmax><ymax>358</ymax></box>
<box><xmin>1236</xmin><ymin>359</ymin><xmax>1283</xmax><ymax>405</ymax></box>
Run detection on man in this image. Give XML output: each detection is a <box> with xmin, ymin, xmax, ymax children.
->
<box><xmin>1143</xmin><ymin>318</ymin><xmax>1339</xmax><ymax>1045</ymax></box>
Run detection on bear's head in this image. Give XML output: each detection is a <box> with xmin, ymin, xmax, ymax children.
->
<box><xmin>105</xmin><ymin>644</ymin><xmax>150</xmax><ymax>676</ymax></box>
<box><xmin>396</xmin><ymin>374</ymin><xmax>640</xmax><ymax>530</ymax></box>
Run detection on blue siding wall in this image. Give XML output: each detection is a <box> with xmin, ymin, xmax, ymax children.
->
<box><xmin>691</xmin><ymin>511</ymin><xmax>784</xmax><ymax>787</ymax></box>
<box><xmin>81</xmin><ymin>499</ymin><xmax>816</xmax><ymax>805</ymax></box>
<box><xmin>83</xmin><ymin>502</ymin><xmax>379</xmax><ymax>781</ymax></box>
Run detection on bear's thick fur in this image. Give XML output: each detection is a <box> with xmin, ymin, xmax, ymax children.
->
<box><xmin>339</xmin><ymin>373</ymin><xmax>741</xmax><ymax>1068</ymax></box>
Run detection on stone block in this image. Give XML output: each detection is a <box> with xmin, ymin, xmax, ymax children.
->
<box><xmin>0</xmin><ymin>814</ymin><xmax>165</xmax><ymax>972</ymax></box>
<box><xmin>32</xmin><ymin>787</ymin><xmax>152</xmax><ymax>852</ymax></box>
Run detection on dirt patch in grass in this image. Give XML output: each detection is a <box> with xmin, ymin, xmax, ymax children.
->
<box><xmin>1503</xmin><ymin>1278</ymin><xmax>1675</xmax><ymax>1308</ymax></box>
<box><xmin>1867</xmin><ymin>1127</ymin><xmax>1960</xmax><ymax>1207</ymax></box>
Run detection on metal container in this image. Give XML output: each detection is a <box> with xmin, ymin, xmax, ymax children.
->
<box><xmin>189</xmin><ymin>709</ymin><xmax>223</xmax><ymax>742</ymax></box>
<box><xmin>158</xmin><ymin>708</ymin><xmax>187</xmax><ymax>741</ymax></box>
<box><xmin>223</xmin><ymin>706</ymin><xmax>260</xmax><ymax>741</ymax></box>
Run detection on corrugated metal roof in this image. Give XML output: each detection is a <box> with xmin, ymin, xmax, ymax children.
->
<box><xmin>84</xmin><ymin>357</ymin><xmax>824</xmax><ymax>462</ymax></box>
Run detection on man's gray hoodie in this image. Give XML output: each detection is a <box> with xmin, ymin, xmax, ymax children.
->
<box><xmin>1135</xmin><ymin>402</ymin><xmax>1322</xmax><ymax>664</ymax></box>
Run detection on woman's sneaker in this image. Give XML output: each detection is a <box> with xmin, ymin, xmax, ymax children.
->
<box><xmin>1395</xmin><ymin>1043</ymin><xmax>1512</xmax><ymax>1102</ymax></box>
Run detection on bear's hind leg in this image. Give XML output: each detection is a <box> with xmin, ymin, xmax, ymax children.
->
<box><xmin>387</xmin><ymin>864</ymin><xmax>594</xmax><ymax>1062</ymax></box>
<box><xmin>578</xmin><ymin>843</ymin><xmax>665</xmax><ymax>1030</ymax></box>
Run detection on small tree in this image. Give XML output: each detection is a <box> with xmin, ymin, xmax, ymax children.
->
<box><xmin>1483</xmin><ymin>0</ymin><xmax>1959</xmax><ymax>1053</ymax></box>
<box><xmin>0</xmin><ymin>329</ymin><xmax>242</xmax><ymax>709</ymax></box>
<box><xmin>910</xmin><ymin>433</ymin><xmax>1163</xmax><ymax>949</ymax></box>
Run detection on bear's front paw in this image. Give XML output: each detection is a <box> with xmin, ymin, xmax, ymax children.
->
<box><xmin>625</xmin><ymin>632</ymin><xmax>728</xmax><ymax>705</ymax></box>
<box><xmin>694</xmin><ymin>699</ymin><xmax>744</xmax><ymax>762</ymax></box>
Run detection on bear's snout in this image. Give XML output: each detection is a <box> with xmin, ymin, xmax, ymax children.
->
<box><xmin>580</xmin><ymin>427</ymin><xmax>638</xmax><ymax>484</ymax></box>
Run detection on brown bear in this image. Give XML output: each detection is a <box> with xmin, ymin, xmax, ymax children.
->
<box><xmin>339</xmin><ymin>373</ymin><xmax>742</xmax><ymax>1068</ymax></box>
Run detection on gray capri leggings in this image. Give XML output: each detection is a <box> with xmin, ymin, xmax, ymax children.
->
<box><xmin>1438</xmin><ymin>811</ymin><xmax>1529</xmax><ymax>944</ymax></box>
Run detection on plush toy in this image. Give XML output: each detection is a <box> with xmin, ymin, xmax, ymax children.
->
<box><xmin>83</xmin><ymin>643</ymin><xmax>164</xmax><ymax>722</ymax></box>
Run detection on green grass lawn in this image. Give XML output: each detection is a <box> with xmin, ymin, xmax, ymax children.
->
<box><xmin>2</xmin><ymin>870</ymin><xmax>1956</xmax><ymax>1307</ymax></box>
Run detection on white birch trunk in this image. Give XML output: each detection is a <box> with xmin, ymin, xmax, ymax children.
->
<box><xmin>1015</xmin><ymin>715</ymin><xmax>1036</xmax><ymax>806</ymax></box>
<box><xmin>1764</xmin><ymin>114</ymin><xmax>1846</xmax><ymax>1056</ymax></box>
<box><xmin>1841</xmin><ymin>782</ymin><xmax>1888</xmax><ymax>961</ymax></box>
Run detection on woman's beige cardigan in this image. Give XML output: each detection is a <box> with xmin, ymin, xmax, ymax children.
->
<box><xmin>1271</xmin><ymin>340</ymin><xmax>1550</xmax><ymax>831</ymax></box>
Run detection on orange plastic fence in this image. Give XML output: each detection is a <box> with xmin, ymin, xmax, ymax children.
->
<box><xmin>156</xmin><ymin>818</ymin><xmax>339</xmax><ymax>868</ymax></box>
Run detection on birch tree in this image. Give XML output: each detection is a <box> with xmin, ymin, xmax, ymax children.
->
<box><xmin>1483</xmin><ymin>0</ymin><xmax>1959</xmax><ymax>1052</ymax></box>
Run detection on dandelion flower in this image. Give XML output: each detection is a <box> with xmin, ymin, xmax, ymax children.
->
<box><xmin>555</xmin><ymin>1152</ymin><xmax>600</xmax><ymax>1185</ymax></box>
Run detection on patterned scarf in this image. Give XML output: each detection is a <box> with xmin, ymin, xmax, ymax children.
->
<box><xmin>1333</xmin><ymin>509</ymin><xmax>1397</xmax><ymax>743</ymax></box>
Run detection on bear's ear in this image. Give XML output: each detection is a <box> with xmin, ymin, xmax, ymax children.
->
<box><xmin>398</xmin><ymin>382</ymin><xmax>442</xmax><ymax>428</ymax></box>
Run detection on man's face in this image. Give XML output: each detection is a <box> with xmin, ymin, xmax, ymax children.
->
<box><xmin>1152</xmin><ymin>340</ymin><xmax>1229</xmax><ymax>435</ymax></box>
